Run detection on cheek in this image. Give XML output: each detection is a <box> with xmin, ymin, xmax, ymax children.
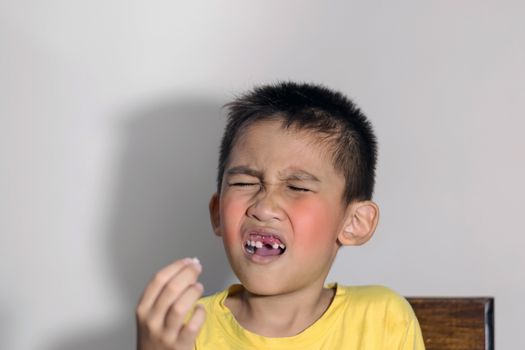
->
<box><xmin>219</xmin><ymin>196</ymin><xmax>246</xmax><ymax>241</ymax></box>
<box><xmin>288</xmin><ymin>198</ymin><xmax>339</xmax><ymax>250</ymax></box>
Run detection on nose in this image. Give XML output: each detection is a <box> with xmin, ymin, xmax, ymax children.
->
<box><xmin>246</xmin><ymin>187</ymin><xmax>284</xmax><ymax>222</ymax></box>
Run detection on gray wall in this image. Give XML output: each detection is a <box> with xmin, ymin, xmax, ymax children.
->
<box><xmin>1</xmin><ymin>1</ymin><xmax>524</xmax><ymax>349</ymax></box>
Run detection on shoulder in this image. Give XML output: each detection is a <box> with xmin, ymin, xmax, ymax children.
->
<box><xmin>339</xmin><ymin>284</ymin><xmax>410</xmax><ymax>306</ymax></box>
<box><xmin>197</xmin><ymin>288</ymin><xmax>229</xmax><ymax>312</ymax></box>
<box><xmin>193</xmin><ymin>287</ymin><xmax>235</xmax><ymax>349</ymax></box>
<box><xmin>335</xmin><ymin>285</ymin><xmax>425</xmax><ymax>349</ymax></box>
<box><xmin>338</xmin><ymin>285</ymin><xmax>417</xmax><ymax>323</ymax></box>
<box><xmin>197</xmin><ymin>284</ymin><xmax>243</xmax><ymax>313</ymax></box>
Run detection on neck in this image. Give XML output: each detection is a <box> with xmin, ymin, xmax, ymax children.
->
<box><xmin>225</xmin><ymin>282</ymin><xmax>336</xmax><ymax>337</ymax></box>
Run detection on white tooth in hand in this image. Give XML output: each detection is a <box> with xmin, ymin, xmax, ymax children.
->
<box><xmin>272</xmin><ymin>243</ymin><xmax>279</xmax><ymax>249</ymax></box>
<box><xmin>279</xmin><ymin>244</ymin><xmax>285</xmax><ymax>249</ymax></box>
<box><xmin>255</xmin><ymin>241</ymin><xmax>263</xmax><ymax>249</ymax></box>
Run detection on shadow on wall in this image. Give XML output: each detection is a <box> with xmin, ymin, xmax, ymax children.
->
<box><xmin>48</xmin><ymin>97</ymin><xmax>233</xmax><ymax>350</ymax></box>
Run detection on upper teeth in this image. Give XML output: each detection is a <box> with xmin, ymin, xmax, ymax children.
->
<box><xmin>246</xmin><ymin>240</ymin><xmax>285</xmax><ymax>250</ymax></box>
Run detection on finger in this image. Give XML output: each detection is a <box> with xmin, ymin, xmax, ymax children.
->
<box><xmin>165</xmin><ymin>282</ymin><xmax>204</xmax><ymax>334</ymax></box>
<box><xmin>149</xmin><ymin>260</ymin><xmax>202</xmax><ymax>324</ymax></box>
<box><xmin>174</xmin><ymin>304</ymin><xmax>207</xmax><ymax>350</ymax></box>
<box><xmin>136</xmin><ymin>258</ymin><xmax>194</xmax><ymax>316</ymax></box>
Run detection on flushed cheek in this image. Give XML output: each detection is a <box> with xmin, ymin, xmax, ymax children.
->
<box><xmin>219</xmin><ymin>196</ymin><xmax>246</xmax><ymax>244</ymax></box>
<box><xmin>289</xmin><ymin>200</ymin><xmax>340</xmax><ymax>252</ymax></box>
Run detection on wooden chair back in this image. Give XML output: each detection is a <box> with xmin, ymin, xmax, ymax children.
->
<box><xmin>406</xmin><ymin>297</ymin><xmax>494</xmax><ymax>350</ymax></box>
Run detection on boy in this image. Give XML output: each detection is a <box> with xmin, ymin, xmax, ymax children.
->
<box><xmin>136</xmin><ymin>82</ymin><xmax>425</xmax><ymax>349</ymax></box>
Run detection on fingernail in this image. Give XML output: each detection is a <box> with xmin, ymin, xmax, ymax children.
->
<box><xmin>191</xmin><ymin>257</ymin><xmax>200</xmax><ymax>265</ymax></box>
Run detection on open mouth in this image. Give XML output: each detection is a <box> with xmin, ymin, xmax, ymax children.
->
<box><xmin>244</xmin><ymin>234</ymin><xmax>286</xmax><ymax>257</ymax></box>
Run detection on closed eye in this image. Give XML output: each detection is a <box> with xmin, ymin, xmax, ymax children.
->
<box><xmin>287</xmin><ymin>185</ymin><xmax>310</xmax><ymax>192</ymax></box>
<box><xmin>229</xmin><ymin>182</ymin><xmax>259</xmax><ymax>187</ymax></box>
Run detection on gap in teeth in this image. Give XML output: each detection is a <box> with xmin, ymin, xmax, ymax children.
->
<box><xmin>246</xmin><ymin>240</ymin><xmax>284</xmax><ymax>249</ymax></box>
<box><xmin>245</xmin><ymin>239</ymin><xmax>286</xmax><ymax>254</ymax></box>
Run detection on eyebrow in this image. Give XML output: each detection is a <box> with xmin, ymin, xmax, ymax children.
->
<box><xmin>225</xmin><ymin>166</ymin><xmax>263</xmax><ymax>179</ymax></box>
<box><xmin>282</xmin><ymin>170</ymin><xmax>320</xmax><ymax>183</ymax></box>
<box><xmin>226</xmin><ymin>166</ymin><xmax>320</xmax><ymax>183</ymax></box>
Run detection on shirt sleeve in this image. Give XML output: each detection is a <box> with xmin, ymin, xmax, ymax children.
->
<box><xmin>399</xmin><ymin>313</ymin><xmax>426</xmax><ymax>350</ymax></box>
<box><xmin>377</xmin><ymin>288</ymin><xmax>426</xmax><ymax>350</ymax></box>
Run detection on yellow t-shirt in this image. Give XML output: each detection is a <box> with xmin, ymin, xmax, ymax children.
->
<box><xmin>195</xmin><ymin>284</ymin><xmax>425</xmax><ymax>349</ymax></box>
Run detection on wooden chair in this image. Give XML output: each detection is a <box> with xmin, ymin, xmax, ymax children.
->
<box><xmin>406</xmin><ymin>297</ymin><xmax>494</xmax><ymax>350</ymax></box>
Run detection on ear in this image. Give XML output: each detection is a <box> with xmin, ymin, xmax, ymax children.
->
<box><xmin>337</xmin><ymin>200</ymin><xmax>379</xmax><ymax>246</ymax></box>
<box><xmin>209</xmin><ymin>193</ymin><xmax>222</xmax><ymax>237</ymax></box>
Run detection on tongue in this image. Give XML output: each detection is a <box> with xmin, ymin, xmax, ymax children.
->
<box><xmin>255</xmin><ymin>244</ymin><xmax>281</xmax><ymax>256</ymax></box>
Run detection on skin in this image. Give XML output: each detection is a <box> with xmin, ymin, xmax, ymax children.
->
<box><xmin>136</xmin><ymin>118</ymin><xmax>379</xmax><ymax>348</ymax></box>
<box><xmin>136</xmin><ymin>258</ymin><xmax>206</xmax><ymax>350</ymax></box>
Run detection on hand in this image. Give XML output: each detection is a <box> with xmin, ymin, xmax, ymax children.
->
<box><xmin>136</xmin><ymin>258</ymin><xmax>206</xmax><ymax>350</ymax></box>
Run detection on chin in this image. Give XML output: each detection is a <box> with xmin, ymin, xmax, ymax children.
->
<box><xmin>241</xmin><ymin>280</ymin><xmax>286</xmax><ymax>296</ymax></box>
<box><xmin>231</xmin><ymin>268</ymin><xmax>285</xmax><ymax>296</ymax></box>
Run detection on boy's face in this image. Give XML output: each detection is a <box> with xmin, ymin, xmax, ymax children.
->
<box><xmin>210</xmin><ymin>119</ymin><xmax>352</xmax><ymax>296</ymax></box>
